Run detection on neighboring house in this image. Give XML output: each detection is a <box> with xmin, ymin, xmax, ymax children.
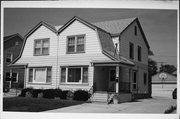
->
<box><xmin>152</xmin><ymin>72</ymin><xmax>177</xmax><ymax>98</ymax></box>
<box><xmin>4</xmin><ymin>34</ymin><xmax>24</xmax><ymax>89</ymax></box>
<box><xmin>11</xmin><ymin>16</ymin><xmax>150</xmax><ymax>102</ymax></box>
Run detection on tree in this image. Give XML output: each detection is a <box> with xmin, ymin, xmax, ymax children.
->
<box><xmin>159</xmin><ymin>64</ymin><xmax>177</xmax><ymax>74</ymax></box>
<box><xmin>148</xmin><ymin>58</ymin><xmax>158</xmax><ymax>76</ymax></box>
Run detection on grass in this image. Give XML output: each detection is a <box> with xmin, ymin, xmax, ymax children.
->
<box><xmin>3</xmin><ymin>97</ymin><xmax>84</xmax><ymax>112</ymax></box>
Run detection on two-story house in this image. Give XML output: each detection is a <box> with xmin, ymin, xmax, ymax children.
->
<box><xmin>11</xmin><ymin>16</ymin><xmax>150</xmax><ymax>102</ymax></box>
<box><xmin>4</xmin><ymin>34</ymin><xmax>24</xmax><ymax>89</ymax></box>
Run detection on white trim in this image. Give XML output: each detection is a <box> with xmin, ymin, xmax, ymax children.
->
<box><xmin>60</xmin><ymin>66</ymin><xmax>88</xmax><ymax>85</ymax></box>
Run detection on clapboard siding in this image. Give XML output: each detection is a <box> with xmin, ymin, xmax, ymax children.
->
<box><xmin>57</xmin><ymin>20</ymin><xmax>110</xmax><ymax>90</ymax></box>
<box><xmin>120</xmin><ymin>21</ymin><xmax>148</xmax><ymax>65</ymax></box>
<box><xmin>59</xmin><ymin>20</ymin><xmax>103</xmax><ymax>54</ymax></box>
<box><xmin>119</xmin><ymin>21</ymin><xmax>149</xmax><ymax>94</ymax></box>
<box><xmin>20</xmin><ymin>25</ymin><xmax>57</xmax><ymax>57</ymax></box>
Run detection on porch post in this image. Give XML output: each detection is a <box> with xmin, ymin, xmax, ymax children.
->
<box><xmin>115</xmin><ymin>66</ymin><xmax>119</xmax><ymax>93</ymax></box>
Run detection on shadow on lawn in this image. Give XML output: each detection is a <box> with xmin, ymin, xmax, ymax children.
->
<box><xmin>3</xmin><ymin>97</ymin><xmax>85</xmax><ymax>112</ymax></box>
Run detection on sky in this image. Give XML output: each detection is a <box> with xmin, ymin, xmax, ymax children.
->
<box><xmin>3</xmin><ymin>8</ymin><xmax>177</xmax><ymax>68</ymax></box>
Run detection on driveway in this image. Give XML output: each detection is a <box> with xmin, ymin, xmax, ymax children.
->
<box><xmin>45</xmin><ymin>96</ymin><xmax>176</xmax><ymax>113</ymax></box>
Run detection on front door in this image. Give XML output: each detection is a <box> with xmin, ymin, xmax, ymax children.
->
<box><xmin>108</xmin><ymin>68</ymin><xmax>116</xmax><ymax>92</ymax></box>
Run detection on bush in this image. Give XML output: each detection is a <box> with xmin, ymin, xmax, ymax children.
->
<box><xmin>42</xmin><ymin>89</ymin><xmax>56</xmax><ymax>99</ymax></box>
<box><xmin>60</xmin><ymin>90</ymin><xmax>69</xmax><ymax>99</ymax></box>
<box><xmin>73</xmin><ymin>90</ymin><xmax>90</xmax><ymax>101</ymax></box>
<box><xmin>19</xmin><ymin>88</ymin><xmax>33</xmax><ymax>97</ymax></box>
<box><xmin>66</xmin><ymin>91</ymin><xmax>74</xmax><ymax>100</ymax></box>
<box><xmin>54</xmin><ymin>89</ymin><xmax>63</xmax><ymax>98</ymax></box>
<box><xmin>32</xmin><ymin>89</ymin><xmax>43</xmax><ymax>98</ymax></box>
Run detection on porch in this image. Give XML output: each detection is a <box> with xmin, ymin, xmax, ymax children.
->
<box><xmin>90</xmin><ymin>60</ymin><xmax>134</xmax><ymax>103</ymax></box>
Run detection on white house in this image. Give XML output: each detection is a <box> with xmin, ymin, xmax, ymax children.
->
<box><xmin>11</xmin><ymin>16</ymin><xmax>150</xmax><ymax>102</ymax></box>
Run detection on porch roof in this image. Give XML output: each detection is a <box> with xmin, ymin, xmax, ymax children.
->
<box><xmin>91</xmin><ymin>58</ymin><xmax>134</xmax><ymax>67</ymax></box>
<box><xmin>9</xmin><ymin>63</ymin><xmax>28</xmax><ymax>68</ymax></box>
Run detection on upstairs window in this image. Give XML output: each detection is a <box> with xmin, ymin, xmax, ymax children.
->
<box><xmin>34</xmin><ymin>38</ymin><xmax>49</xmax><ymax>56</ymax></box>
<box><xmin>129</xmin><ymin>42</ymin><xmax>134</xmax><ymax>59</ymax></box>
<box><xmin>6</xmin><ymin>53</ymin><xmax>13</xmax><ymax>63</ymax></box>
<box><xmin>134</xmin><ymin>26</ymin><xmax>137</xmax><ymax>36</ymax></box>
<box><xmin>138</xmin><ymin>46</ymin><xmax>142</xmax><ymax>61</ymax></box>
<box><xmin>67</xmin><ymin>35</ymin><xmax>85</xmax><ymax>53</ymax></box>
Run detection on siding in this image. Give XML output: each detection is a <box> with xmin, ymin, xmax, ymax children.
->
<box><xmin>119</xmin><ymin>21</ymin><xmax>149</xmax><ymax>94</ymax></box>
<box><xmin>17</xmin><ymin>25</ymin><xmax>58</xmax><ymax>89</ymax></box>
<box><xmin>58</xmin><ymin>20</ymin><xmax>110</xmax><ymax>90</ymax></box>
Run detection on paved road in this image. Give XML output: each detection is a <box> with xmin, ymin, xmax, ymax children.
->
<box><xmin>45</xmin><ymin>96</ymin><xmax>176</xmax><ymax>113</ymax></box>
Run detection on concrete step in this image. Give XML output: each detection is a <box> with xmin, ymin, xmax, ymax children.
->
<box><xmin>91</xmin><ymin>92</ymin><xmax>108</xmax><ymax>103</ymax></box>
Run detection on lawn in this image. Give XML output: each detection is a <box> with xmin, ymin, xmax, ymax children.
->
<box><xmin>3</xmin><ymin>97</ymin><xmax>84</xmax><ymax>112</ymax></box>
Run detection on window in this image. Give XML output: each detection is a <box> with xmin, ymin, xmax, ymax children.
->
<box><xmin>6</xmin><ymin>53</ymin><xmax>13</xmax><ymax>63</ymax></box>
<box><xmin>60</xmin><ymin>67</ymin><xmax>88</xmax><ymax>84</ymax></box>
<box><xmin>129</xmin><ymin>42</ymin><xmax>134</xmax><ymax>59</ymax></box>
<box><xmin>110</xmin><ymin>69</ymin><xmax>116</xmax><ymax>81</ymax></box>
<box><xmin>5</xmin><ymin>72</ymin><xmax>11</xmax><ymax>81</ymax></box>
<box><xmin>28</xmin><ymin>67</ymin><xmax>52</xmax><ymax>83</ymax></box>
<box><xmin>144</xmin><ymin>73</ymin><xmax>147</xmax><ymax>85</ymax></box>
<box><xmin>12</xmin><ymin>73</ymin><xmax>18</xmax><ymax>82</ymax></box>
<box><xmin>34</xmin><ymin>38</ymin><xmax>49</xmax><ymax>55</ymax></box>
<box><xmin>67</xmin><ymin>35</ymin><xmax>85</xmax><ymax>53</ymax></box>
<box><xmin>132</xmin><ymin>71</ymin><xmax>137</xmax><ymax>90</ymax></box>
<box><xmin>134</xmin><ymin>26</ymin><xmax>137</xmax><ymax>36</ymax></box>
<box><xmin>15</xmin><ymin>41</ymin><xmax>19</xmax><ymax>46</ymax></box>
<box><xmin>138</xmin><ymin>46</ymin><xmax>142</xmax><ymax>61</ymax></box>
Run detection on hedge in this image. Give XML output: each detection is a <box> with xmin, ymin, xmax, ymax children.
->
<box><xmin>73</xmin><ymin>90</ymin><xmax>90</xmax><ymax>101</ymax></box>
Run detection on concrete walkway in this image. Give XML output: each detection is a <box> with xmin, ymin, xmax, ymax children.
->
<box><xmin>45</xmin><ymin>96</ymin><xmax>176</xmax><ymax>113</ymax></box>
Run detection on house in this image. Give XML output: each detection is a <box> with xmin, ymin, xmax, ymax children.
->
<box><xmin>3</xmin><ymin>34</ymin><xmax>24</xmax><ymax>89</ymax></box>
<box><xmin>11</xmin><ymin>16</ymin><xmax>150</xmax><ymax>102</ymax></box>
<box><xmin>152</xmin><ymin>72</ymin><xmax>177</xmax><ymax>98</ymax></box>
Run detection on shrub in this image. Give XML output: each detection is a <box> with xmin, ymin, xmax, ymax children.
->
<box><xmin>42</xmin><ymin>89</ymin><xmax>56</xmax><ymax>99</ymax></box>
<box><xmin>60</xmin><ymin>90</ymin><xmax>69</xmax><ymax>99</ymax></box>
<box><xmin>25</xmin><ymin>91</ymin><xmax>33</xmax><ymax>98</ymax></box>
<box><xmin>73</xmin><ymin>90</ymin><xmax>90</xmax><ymax>101</ymax></box>
<box><xmin>54</xmin><ymin>89</ymin><xmax>63</xmax><ymax>98</ymax></box>
<box><xmin>32</xmin><ymin>89</ymin><xmax>43</xmax><ymax>98</ymax></box>
<box><xmin>19</xmin><ymin>88</ymin><xmax>33</xmax><ymax>97</ymax></box>
<box><xmin>66</xmin><ymin>91</ymin><xmax>74</xmax><ymax>100</ymax></box>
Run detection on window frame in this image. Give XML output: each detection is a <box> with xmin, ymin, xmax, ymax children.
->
<box><xmin>129</xmin><ymin>42</ymin><xmax>134</xmax><ymax>59</ymax></box>
<box><xmin>134</xmin><ymin>26</ymin><xmax>137</xmax><ymax>36</ymax></box>
<box><xmin>28</xmin><ymin>67</ymin><xmax>52</xmax><ymax>84</ymax></box>
<box><xmin>144</xmin><ymin>73</ymin><xmax>147</xmax><ymax>85</ymax></box>
<box><xmin>138</xmin><ymin>46</ymin><xmax>142</xmax><ymax>61</ymax></box>
<box><xmin>60</xmin><ymin>66</ymin><xmax>88</xmax><ymax>84</ymax></box>
<box><xmin>33</xmin><ymin>38</ymin><xmax>50</xmax><ymax>56</ymax></box>
<box><xmin>132</xmin><ymin>70</ymin><xmax>137</xmax><ymax>90</ymax></box>
<box><xmin>66</xmin><ymin>34</ymin><xmax>86</xmax><ymax>54</ymax></box>
<box><xmin>6</xmin><ymin>52</ymin><xmax>13</xmax><ymax>63</ymax></box>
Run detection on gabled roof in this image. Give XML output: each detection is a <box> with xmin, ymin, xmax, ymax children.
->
<box><xmin>4</xmin><ymin>33</ymin><xmax>23</xmax><ymax>42</ymax></box>
<box><xmin>24</xmin><ymin>21</ymin><xmax>57</xmax><ymax>40</ymax></box>
<box><xmin>11</xmin><ymin>21</ymin><xmax>57</xmax><ymax>64</ymax></box>
<box><xmin>93</xmin><ymin>18</ymin><xmax>136</xmax><ymax>37</ymax></box>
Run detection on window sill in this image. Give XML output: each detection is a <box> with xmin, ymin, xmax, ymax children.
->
<box><xmin>33</xmin><ymin>54</ymin><xmax>49</xmax><ymax>56</ymax></box>
<box><xmin>28</xmin><ymin>82</ymin><xmax>52</xmax><ymax>85</ymax></box>
<box><xmin>66</xmin><ymin>52</ymin><xmax>85</xmax><ymax>54</ymax></box>
<box><xmin>60</xmin><ymin>83</ymin><xmax>89</xmax><ymax>86</ymax></box>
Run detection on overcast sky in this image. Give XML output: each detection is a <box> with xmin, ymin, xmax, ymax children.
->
<box><xmin>3</xmin><ymin>8</ymin><xmax>177</xmax><ymax>67</ymax></box>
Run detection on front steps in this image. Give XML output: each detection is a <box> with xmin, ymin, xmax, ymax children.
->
<box><xmin>90</xmin><ymin>91</ymin><xmax>133</xmax><ymax>103</ymax></box>
<box><xmin>90</xmin><ymin>91</ymin><xmax>108</xmax><ymax>103</ymax></box>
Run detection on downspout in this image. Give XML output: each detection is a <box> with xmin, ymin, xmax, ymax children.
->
<box><xmin>56</xmin><ymin>33</ymin><xmax>59</xmax><ymax>89</ymax></box>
